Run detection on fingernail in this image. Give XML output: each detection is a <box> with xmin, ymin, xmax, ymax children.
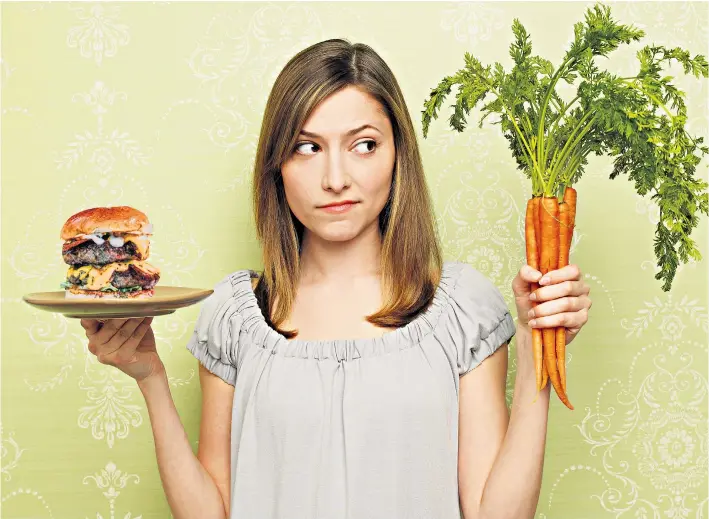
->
<box><xmin>527</xmin><ymin>309</ymin><xmax>535</xmax><ymax>319</ymax></box>
<box><xmin>529</xmin><ymin>319</ymin><xmax>537</xmax><ymax>327</ymax></box>
<box><xmin>529</xmin><ymin>292</ymin><xmax>537</xmax><ymax>301</ymax></box>
<box><xmin>539</xmin><ymin>276</ymin><xmax>550</xmax><ymax>285</ymax></box>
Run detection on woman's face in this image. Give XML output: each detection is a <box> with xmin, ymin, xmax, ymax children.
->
<box><xmin>280</xmin><ymin>85</ymin><xmax>395</xmax><ymax>243</ymax></box>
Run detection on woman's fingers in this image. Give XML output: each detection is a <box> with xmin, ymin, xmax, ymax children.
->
<box><xmin>531</xmin><ymin>279</ymin><xmax>589</xmax><ymax>302</ymax></box>
<box><xmin>89</xmin><ymin>318</ymin><xmax>143</xmax><ymax>356</ymax></box>
<box><xmin>519</xmin><ymin>265</ymin><xmax>543</xmax><ymax>284</ymax></box>
<box><xmin>90</xmin><ymin>318</ymin><xmax>133</xmax><ymax>348</ymax></box>
<box><xmin>102</xmin><ymin>318</ymin><xmax>146</xmax><ymax>353</ymax></box>
<box><xmin>80</xmin><ymin>318</ymin><xmax>102</xmax><ymax>335</ymax></box>
<box><xmin>528</xmin><ymin>295</ymin><xmax>590</xmax><ymax>320</ymax></box>
<box><xmin>97</xmin><ymin>318</ymin><xmax>153</xmax><ymax>366</ymax></box>
<box><xmin>529</xmin><ymin>308</ymin><xmax>589</xmax><ymax>330</ymax></box>
<box><xmin>538</xmin><ymin>264</ymin><xmax>581</xmax><ymax>285</ymax></box>
<box><xmin>512</xmin><ymin>265</ymin><xmax>543</xmax><ymax>299</ymax></box>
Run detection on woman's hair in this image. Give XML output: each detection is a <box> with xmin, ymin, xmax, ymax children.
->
<box><xmin>252</xmin><ymin>38</ymin><xmax>442</xmax><ymax>338</ymax></box>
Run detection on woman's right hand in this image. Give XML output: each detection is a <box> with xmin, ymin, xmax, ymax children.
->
<box><xmin>81</xmin><ymin>317</ymin><xmax>164</xmax><ymax>382</ymax></box>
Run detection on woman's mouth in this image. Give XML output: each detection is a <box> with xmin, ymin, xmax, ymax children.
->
<box><xmin>319</xmin><ymin>201</ymin><xmax>359</xmax><ymax>214</ymax></box>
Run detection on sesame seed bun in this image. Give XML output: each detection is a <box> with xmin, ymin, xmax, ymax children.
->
<box><xmin>60</xmin><ymin>206</ymin><xmax>152</xmax><ymax>241</ymax></box>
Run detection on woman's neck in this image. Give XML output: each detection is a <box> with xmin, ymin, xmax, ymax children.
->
<box><xmin>298</xmin><ymin>223</ymin><xmax>382</xmax><ymax>284</ymax></box>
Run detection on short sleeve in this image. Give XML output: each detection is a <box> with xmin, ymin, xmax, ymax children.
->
<box><xmin>446</xmin><ymin>263</ymin><xmax>516</xmax><ymax>376</ymax></box>
<box><xmin>185</xmin><ymin>273</ymin><xmax>243</xmax><ymax>386</ymax></box>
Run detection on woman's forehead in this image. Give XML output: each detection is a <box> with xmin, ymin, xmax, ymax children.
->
<box><xmin>301</xmin><ymin>88</ymin><xmax>390</xmax><ymax>137</ymax></box>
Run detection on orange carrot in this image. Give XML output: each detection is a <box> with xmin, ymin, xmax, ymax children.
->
<box><xmin>525</xmin><ymin>198</ymin><xmax>543</xmax><ymax>391</ymax></box>
<box><xmin>557</xmin><ymin>186</ymin><xmax>577</xmax><ymax>395</ymax></box>
<box><xmin>558</xmin><ymin>201</ymin><xmax>571</xmax><ymax>268</ymax></box>
<box><xmin>539</xmin><ymin>197</ymin><xmax>560</xmax><ymax>276</ymax></box>
<box><xmin>534</xmin><ymin>197</ymin><xmax>542</xmax><ymax>254</ymax></box>
<box><xmin>525</xmin><ymin>198</ymin><xmax>540</xmax><ymax>271</ymax></box>
<box><xmin>535</xmin><ymin>314</ymin><xmax>545</xmax><ymax>391</ymax></box>
<box><xmin>556</xmin><ymin>199</ymin><xmax>571</xmax><ymax>394</ymax></box>
<box><xmin>535</xmin><ymin>197</ymin><xmax>547</xmax><ymax>390</ymax></box>
<box><xmin>540</xmin><ymin>196</ymin><xmax>574</xmax><ymax>410</ymax></box>
<box><xmin>566</xmin><ymin>186</ymin><xmax>577</xmax><ymax>246</ymax></box>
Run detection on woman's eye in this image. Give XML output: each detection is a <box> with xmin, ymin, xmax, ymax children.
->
<box><xmin>294</xmin><ymin>140</ymin><xmax>377</xmax><ymax>155</ymax></box>
<box><xmin>354</xmin><ymin>140</ymin><xmax>377</xmax><ymax>154</ymax></box>
<box><xmin>294</xmin><ymin>142</ymin><xmax>319</xmax><ymax>155</ymax></box>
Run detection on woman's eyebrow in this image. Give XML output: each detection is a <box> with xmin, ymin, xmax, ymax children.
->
<box><xmin>299</xmin><ymin>124</ymin><xmax>381</xmax><ymax>139</ymax></box>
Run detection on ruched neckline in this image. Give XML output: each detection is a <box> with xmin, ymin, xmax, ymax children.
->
<box><xmin>226</xmin><ymin>263</ymin><xmax>461</xmax><ymax>362</ymax></box>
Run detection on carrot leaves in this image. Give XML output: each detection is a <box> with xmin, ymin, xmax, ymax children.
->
<box><xmin>421</xmin><ymin>2</ymin><xmax>708</xmax><ymax>291</ymax></box>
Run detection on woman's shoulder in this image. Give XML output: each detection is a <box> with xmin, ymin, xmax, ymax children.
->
<box><xmin>202</xmin><ymin>268</ymin><xmax>260</xmax><ymax>306</ymax></box>
<box><xmin>443</xmin><ymin>261</ymin><xmax>503</xmax><ymax>296</ymax></box>
<box><xmin>192</xmin><ymin>268</ymin><xmax>266</xmax><ymax>341</ymax></box>
<box><xmin>439</xmin><ymin>261</ymin><xmax>512</xmax><ymax>338</ymax></box>
<box><xmin>439</xmin><ymin>261</ymin><xmax>516</xmax><ymax>374</ymax></box>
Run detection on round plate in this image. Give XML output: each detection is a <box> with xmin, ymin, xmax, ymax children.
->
<box><xmin>22</xmin><ymin>286</ymin><xmax>213</xmax><ymax>319</ymax></box>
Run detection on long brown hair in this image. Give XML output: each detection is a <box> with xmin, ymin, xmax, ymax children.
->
<box><xmin>252</xmin><ymin>38</ymin><xmax>442</xmax><ymax>338</ymax></box>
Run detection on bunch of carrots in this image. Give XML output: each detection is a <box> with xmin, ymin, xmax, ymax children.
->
<box><xmin>525</xmin><ymin>187</ymin><xmax>576</xmax><ymax>410</ymax></box>
<box><xmin>422</xmin><ymin>2</ymin><xmax>708</xmax><ymax>409</ymax></box>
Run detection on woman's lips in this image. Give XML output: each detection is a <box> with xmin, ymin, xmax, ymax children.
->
<box><xmin>319</xmin><ymin>201</ymin><xmax>358</xmax><ymax>214</ymax></box>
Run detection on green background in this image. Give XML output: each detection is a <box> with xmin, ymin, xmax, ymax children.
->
<box><xmin>2</xmin><ymin>2</ymin><xmax>707</xmax><ymax>518</ymax></box>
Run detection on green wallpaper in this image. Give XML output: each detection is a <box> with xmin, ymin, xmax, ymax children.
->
<box><xmin>2</xmin><ymin>2</ymin><xmax>707</xmax><ymax>518</ymax></box>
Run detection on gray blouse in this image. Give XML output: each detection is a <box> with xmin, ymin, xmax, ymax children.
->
<box><xmin>186</xmin><ymin>261</ymin><xmax>516</xmax><ymax>519</ymax></box>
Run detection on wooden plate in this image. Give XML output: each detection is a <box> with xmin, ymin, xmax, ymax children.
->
<box><xmin>22</xmin><ymin>286</ymin><xmax>213</xmax><ymax>319</ymax></box>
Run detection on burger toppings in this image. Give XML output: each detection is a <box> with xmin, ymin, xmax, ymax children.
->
<box><xmin>65</xmin><ymin>259</ymin><xmax>160</xmax><ymax>291</ymax></box>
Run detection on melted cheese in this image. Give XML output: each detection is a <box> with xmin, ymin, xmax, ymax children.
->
<box><xmin>67</xmin><ymin>260</ymin><xmax>160</xmax><ymax>290</ymax></box>
<box><xmin>124</xmin><ymin>235</ymin><xmax>150</xmax><ymax>258</ymax></box>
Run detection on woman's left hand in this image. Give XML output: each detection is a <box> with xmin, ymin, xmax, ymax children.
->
<box><xmin>511</xmin><ymin>264</ymin><xmax>592</xmax><ymax>346</ymax></box>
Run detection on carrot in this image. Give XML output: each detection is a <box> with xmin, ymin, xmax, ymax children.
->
<box><xmin>556</xmin><ymin>187</ymin><xmax>577</xmax><ymax>395</ymax></box>
<box><xmin>556</xmin><ymin>199</ymin><xmax>571</xmax><ymax>395</ymax></box>
<box><xmin>539</xmin><ymin>197</ymin><xmax>560</xmax><ymax>278</ymax></box>
<box><xmin>566</xmin><ymin>186</ymin><xmax>577</xmax><ymax>245</ymax></box>
<box><xmin>540</xmin><ymin>196</ymin><xmax>574</xmax><ymax>410</ymax></box>
<box><xmin>525</xmin><ymin>198</ymin><xmax>540</xmax><ymax>272</ymax></box>
<box><xmin>534</xmin><ymin>198</ymin><xmax>546</xmax><ymax>390</ymax></box>
<box><xmin>525</xmin><ymin>198</ymin><xmax>543</xmax><ymax>391</ymax></box>
<box><xmin>534</xmin><ymin>196</ymin><xmax>542</xmax><ymax>255</ymax></box>
<box><xmin>558</xmin><ymin>201</ymin><xmax>571</xmax><ymax>268</ymax></box>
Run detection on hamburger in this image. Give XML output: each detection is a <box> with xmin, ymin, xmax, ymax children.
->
<box><xmin>59</xmin><ymin>206</ymin><xmax>160</xmax><ymax>299</ymax></box>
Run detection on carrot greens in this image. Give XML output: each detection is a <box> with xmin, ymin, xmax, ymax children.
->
<box><xmin>422</xmin><ymin>3</ymin><xmax>708</xmax><ymax>292</ymax></box>
<box><xmin>422</xmin><ymin>2</ymin><xmax>708</xmax><ymax>406</ymax></box>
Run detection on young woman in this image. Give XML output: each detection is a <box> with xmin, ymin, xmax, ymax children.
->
<box><xmin>81</xmin><ymin>39</ymin><xmax>592</xmax><ymax>519</ymax></box>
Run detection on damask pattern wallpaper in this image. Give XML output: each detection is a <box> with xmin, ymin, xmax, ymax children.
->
<box><xmin>2</xmin><ymin>2</ymin><xmax>707</xmax><ymax>518</ymax></box>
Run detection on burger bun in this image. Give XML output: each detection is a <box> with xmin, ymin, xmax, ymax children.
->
<box><xmin>61</xmin><ymin>206</ymin><xmax>153</xmax><ymax>241</ymax></box>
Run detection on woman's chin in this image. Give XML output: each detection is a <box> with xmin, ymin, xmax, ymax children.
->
<box><xmin>321</xmin><ymin>230</ymin><xmax>359</xmax><ymax>242</ymax></box>
<box><xmin>303</xmin><ymin>216</ymin><xmax>382</xmax><ymax>244</ymax></box>
<box><xmin>314</xmin><ymin>222</ymin><xmax>362</xmax><ymax>242</ymax></box>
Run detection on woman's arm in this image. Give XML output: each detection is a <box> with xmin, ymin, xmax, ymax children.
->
<box><xmin>196</xmin><ymin>363</ymin><xmax>235</xmax><ymax>515</ymax></box>
<box><xmin>138</xmin><ymin>369</ymin><xmax>233</xmax><ymax>519</ymax></box>
<box><xmin>458</xmin><ymin>324</ymin><xmax>551</xmax><ymax>519</ymax></box>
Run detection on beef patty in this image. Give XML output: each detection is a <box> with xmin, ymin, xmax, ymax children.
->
<box><xmin>111</xmin><ymin>267</ymin><xmax>159</xmax><ymax>289</ymax></box>
<box><xmin>66</xmin><ymin>264</ymin><xmax>159</xmax><ymax>289</ymax></box>
<box><xmin>63</xmin><ymin>239</ymin><xmax>142</xmax><ymax>266</ymax></box>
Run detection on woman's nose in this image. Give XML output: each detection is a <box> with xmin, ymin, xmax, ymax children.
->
<box><xmin>322</xmin><ymin>156</ymin><xmax>350</xmax><ymax>192</ymax></box>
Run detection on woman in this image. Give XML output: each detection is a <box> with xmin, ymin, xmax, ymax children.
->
<box><xmin>81</xmin><ymin>39</ymin><xmax>592</xmax><ymax>519</ymax></box>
